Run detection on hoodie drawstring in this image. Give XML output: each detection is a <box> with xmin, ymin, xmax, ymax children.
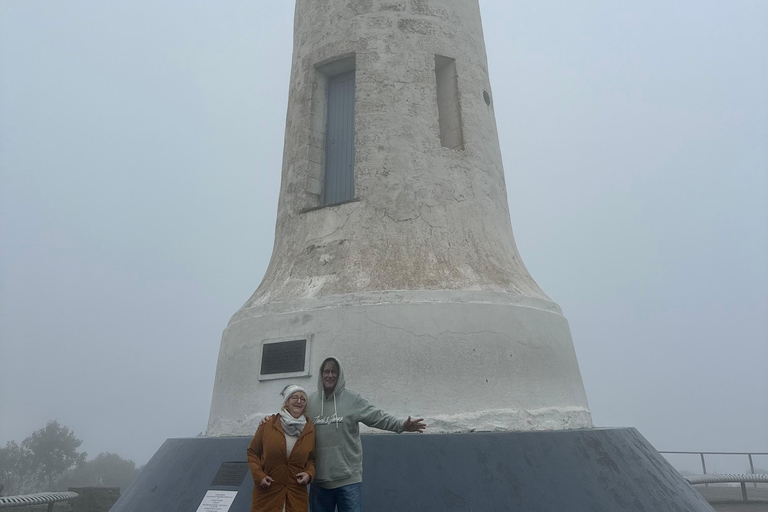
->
<box><xmin>333</xmin><ymin>393</ymin><xmax>339</xmax><ymax>429</ymax></box>
<box><xmin>320</xmin><ymin>393</ymin><xmax>339</xmax><ymax>429</ymax></box>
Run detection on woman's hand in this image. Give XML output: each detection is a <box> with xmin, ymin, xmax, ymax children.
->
<box><xmin>260</xmin><ymin>476</ymin><xmax>274</xmax><ymax>489</ymax></box>
<box><xmin>296</xmin><ymin>472</ymin><xmax>311</xmax><ymax>485</ymax></box>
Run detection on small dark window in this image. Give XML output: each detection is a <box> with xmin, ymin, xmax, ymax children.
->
<box><xmin>260</xmin><ymin>339</ymin><xmax>307</xmax><ymax>375</ymax></box>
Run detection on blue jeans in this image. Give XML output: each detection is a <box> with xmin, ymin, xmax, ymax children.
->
<box><xmin>309</xmin><ymin>482</ymin><xmax>362</xmax><ymax>512</ymax></box>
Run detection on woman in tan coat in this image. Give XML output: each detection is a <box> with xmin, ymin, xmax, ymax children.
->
<box><xmin>247</xmin><ymin>385</ymin><xmax>316</xmax><ymax>512</ymax></box>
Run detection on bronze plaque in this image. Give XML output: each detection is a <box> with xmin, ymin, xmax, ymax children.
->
<box><xmin>261</xmin><ymin>339</ymin><xmax>307</xmax><ymax>375</ymax></box>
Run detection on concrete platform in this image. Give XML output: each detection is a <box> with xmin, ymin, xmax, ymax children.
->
<box><xmin>694</xmin><ymin>486</ymin><xmax>768</xmax><ymax>512</ymax></box>
<box><xmin>708</xmin><ymin>503</ymin><xmax>768</xmax><ymax>512</ymax></box>
<box><xmin>111</xmin><ymin>428</ymin><xmax>715</xmax><ymax>511</ymax></box>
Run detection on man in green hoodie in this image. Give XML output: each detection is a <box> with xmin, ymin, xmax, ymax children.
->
<box><xmin>307</xmin><ymin>356</ymin><xmax>426</xmax><ymax>512</ymax></box>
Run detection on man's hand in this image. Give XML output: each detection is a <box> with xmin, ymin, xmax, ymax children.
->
<box><xmin>260</xmin><ymin>476</ymin><xmax>274</xmax><ymax>489</ymax></box>
<box><xmin>258</xmin><ymin>416</ymin><xmax>270</xmax><ymax>427</ymax></box>
<box><xmin>296</xmin><ymin>472</ymin><xmax>311</xmax><ymax>485</ymax></box>
<box><xmin>403</xmin><ymin>416</ymin><xmax>426</xmax><ymax>433</ymax></box>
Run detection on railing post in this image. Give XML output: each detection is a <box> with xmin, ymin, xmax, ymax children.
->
<box><xmin>740</xmin><ymin>481</ymin><xmax>748</xmax><ymax>502</ymax></box>
<box><xmin>700</xmin><ymin>453</ymin><xmax>707</xmax><ymax>487</ymax></box>
<box><xmin>748</xmin><ymin>453</ymin><xmax>756</xmax><ymax>488</ymax></box>
<box><xmin>47</xmin><ymin>502</ymin><xmax>54</xmax><ymax>512</ymax></box>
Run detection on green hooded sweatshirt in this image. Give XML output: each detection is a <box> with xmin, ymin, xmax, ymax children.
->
<box><xmin>306</xmin><ymin>357</ymin><xmax>405</xmax><ymax>489</ymax></box>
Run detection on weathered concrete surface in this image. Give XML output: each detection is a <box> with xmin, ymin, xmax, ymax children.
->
<box><xmin>362</xmin><ymin>428</ymin><xmax>715</xmax><ymax>511</ymax></box>
<box><xmin>209</xmin><ymin>0</ymin><xmax>592</xmax><ymax>434</ymax></box>
<box><xmin>208</xmin><ymin>291</ymin><xmax>590</xmax><ymax>436</ymax></box>
<box><xmin>110</xmin><ymin>438</ymin><xmax>254</xmax><ymax>512</ymax></box>
<box><xmin>252</xmin><ymin>0</ymin><xmax>544</xmax><ymax>302</ymax></box>
<box><xmin>110</xmin><ymin>430</ymin><xmax>717</xmax><ymax>512</ymax></box>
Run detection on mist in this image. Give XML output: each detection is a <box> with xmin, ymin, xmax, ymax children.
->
<box><xmin>1</xmin><ymin>0</ymin><xmax>766</xmax><ymax>471</ymax></box>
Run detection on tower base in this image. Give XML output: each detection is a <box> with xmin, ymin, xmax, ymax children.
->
<box><xmin>208</xmin><ymin>291</ymin><xmax>592</xmax><ymax>435</ymax></box>
<box><xmin>111</xmin><ymin>428</ymin><xmax>713</xmax><ymax>511</ymax></box>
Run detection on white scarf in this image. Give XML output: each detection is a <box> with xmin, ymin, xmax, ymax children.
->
<box><xmin>279</xmin><ymin>409</ymin><xmax>306</xmax><ymax>437</ymax></box>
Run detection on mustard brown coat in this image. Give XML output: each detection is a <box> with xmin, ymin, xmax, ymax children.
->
<box><xmin>247</xmin><ymin>415</ymin><xmax>315</xmax><ymax>512</ymax></box>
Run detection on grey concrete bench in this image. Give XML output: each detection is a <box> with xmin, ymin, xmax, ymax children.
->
<box><xmin>0</xmin><ymin>491</ymin><xmax>80</xmax><ymax>511</ymax></box>
<box><xmin>685</xmin><ymin>474</ymin><xmax>768</xmax><ymax>502</ymax></box>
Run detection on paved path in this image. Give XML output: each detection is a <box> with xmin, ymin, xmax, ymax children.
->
<box><xmin>709</xmin><ymin>502</ymin><xmax>768</xmax><ymax>512</ymax></box>
<box><xmin>696</xmin><ymin>485</ymin><xmax>768</xmax><ymax>512</ymax></box>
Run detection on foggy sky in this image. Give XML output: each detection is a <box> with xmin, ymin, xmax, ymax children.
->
<box><xmin>1</xmin><ymin>0</ymin><xmax>766</xmax><ymax>472</ymax></box>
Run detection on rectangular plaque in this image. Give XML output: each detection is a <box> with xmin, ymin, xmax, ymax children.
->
<box><xmin>261</xmin><ymin>339</ymin><xmax>307</xmax><ymax>375</ymax></box>
<box><xmin>195</xmin><ymin>490</ymin><xmax>237</xmax><ymax>512</ymax></box>
<box><xmin>210</xmin><ymin>462</ymin><xmax>249</xmax><ymax>487</ymax></box>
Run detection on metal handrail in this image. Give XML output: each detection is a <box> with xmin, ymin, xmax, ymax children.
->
<box><xmin>687</xmin><ymin>474</ymin><xmax>768</xmax><ymax>484</ymax></box>
<box><xmin>661</xmin><ymin>452</ymin><xmax>768</xmax><ymax>455</ymax></box>
<box><xmin>0</xmin><ymin>491</ymin><xmax>80</xmax><ymax>511</ymax></box>
<box><xmin>684</xmin><ymin>474</ymin><xmax>768</xmax><ymax>502</ymax></box>
<box><xmin>659</xmin><ymin>451</ymin><xmax>768</xmax><ymax>488</ymax></box>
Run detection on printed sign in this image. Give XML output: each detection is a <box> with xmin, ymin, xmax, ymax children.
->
<box><xmin>195</xmin><ymin>490</ymin><xmax>238</xmax><ymax>512</ymax></box>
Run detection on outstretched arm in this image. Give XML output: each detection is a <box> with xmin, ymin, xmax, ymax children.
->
<box><xmin>357</xmin><ymin>396</ymin><xmax>427</xmax><ymax>433</ymax></box>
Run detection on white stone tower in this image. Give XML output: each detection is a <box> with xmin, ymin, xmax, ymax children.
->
<box><xmin>207</xmin><ymin>0</ymin><xmax>592</xmax><ymax>436</ymax></box>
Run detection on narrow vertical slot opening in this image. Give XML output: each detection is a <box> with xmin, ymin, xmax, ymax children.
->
<box><xmin>306</xmin><ymin>55</ymin><xmax>356</xmax><ymax>209</ymax></box>
<box><xmin>323</xmin><ymin>69</ymin><xmax>356</xmax><ymax>205</ymax></box>
<box><xmin>435</xmin><ymin>55</ymin><xmax>464</xmax><ymax>150</ymax></box>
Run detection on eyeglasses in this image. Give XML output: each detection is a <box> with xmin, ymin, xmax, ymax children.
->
<box><xmin>322</xmin><ymin>370</ymin><xmax>339</xmax><ymax>376</ymax></box>
<box><xmin>289</xmin><ymin>395</ymin><xmax>307</xmax><ymax>403</ymax></box>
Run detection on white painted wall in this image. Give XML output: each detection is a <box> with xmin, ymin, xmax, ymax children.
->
<box><xmin>208</xmin><ymin>0</ymin><xmax>592</xmax><ymax>435</ymax></box>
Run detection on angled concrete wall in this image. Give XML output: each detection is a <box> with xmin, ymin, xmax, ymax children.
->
<box><xmin>111</xmin><ymin>430</ymin><xmax>715</xmax><ymax>512</ymax></box>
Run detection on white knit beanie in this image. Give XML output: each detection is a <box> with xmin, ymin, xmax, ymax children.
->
<box><xmin>281</xmin><ymin>385</ymin><xmax>307</xmax><ymax>405</ymax></box>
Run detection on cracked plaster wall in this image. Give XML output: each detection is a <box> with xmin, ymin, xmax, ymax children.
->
<box><xmin>246</xmin><ymin>0</ymin><xmax>549</xmax><ymax>306</ymax></box>
<box><xmin>208</xmin><ymin>296</ymin><xmax>592</xmax><ymax>436</ymax></box>
<box><xmin>208</xmin><ymin>0</ymin><xmax>593</xmax><ymax>434</ymax></box>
